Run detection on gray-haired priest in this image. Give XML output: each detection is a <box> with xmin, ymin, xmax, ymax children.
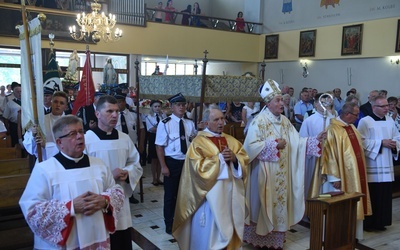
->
<box><xmin>172</xmin><ymin>107</ymin><xmax>249</xmax><ymax>249</ymax></box>
<box><xmin>19</xmin><ymin>115</ymin><xmax>124</xmax><ymax>249</ymax></box>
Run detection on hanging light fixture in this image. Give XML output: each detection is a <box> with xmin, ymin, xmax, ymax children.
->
<box><xmin>69</xmin><ymin>0</ymin><xmax>122</xmax><ymax>43</ymax></box>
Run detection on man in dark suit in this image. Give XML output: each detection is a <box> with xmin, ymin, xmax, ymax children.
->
<box><xmin>76</xmin><ymin>92</ymin><xmax>105</xmax><ymax>132</ymax></box>
<box><xmin>360</xmin><ymin>90</ymin><xmax>379</xmax><ymax>117</ymax></box>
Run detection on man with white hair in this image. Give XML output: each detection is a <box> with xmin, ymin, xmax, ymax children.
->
<box><xmin>172</xmin><ymin>107</ymin><xmax>249</xmax><ymax>249</ymax></box>
<box><xmin>243</xmin><ymin>79</ymin><xmax>326</xmax><ymax>249</ymax></box>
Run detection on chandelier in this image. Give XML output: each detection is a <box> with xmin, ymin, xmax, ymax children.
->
<box><xmin>69</xmin><ymin>0</ymin><xmax>122</xmax><ymax>43</ymax></box>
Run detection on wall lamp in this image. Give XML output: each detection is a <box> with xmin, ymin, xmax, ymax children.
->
<box><xmin>390</xmin><ymin>56</ymin><xmax>400</xmax><ymax>65</ymax></box>
<box><xmin>300</xmin><ymin>60</ymin><xmax>309</xmax><ymax>78</ymax></box>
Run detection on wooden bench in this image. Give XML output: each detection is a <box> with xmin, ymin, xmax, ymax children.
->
<box><xmin>0</xmin><ymin>135</ymin><xmax>11</xmax><ymax>148</ymax></box>
<box><xmin>0</xmin><ymin>174</ymin><xmax>30</xmax><ymax>210</ymax></box>
<box><xmin>0</xmin><ymin>158</ymin><xmax>30</xmax><ymax>176</ymax></box>
<box><xmin>0</xmin><ymin>145</ymin><xmax>22</xmax><ymax>160</ymax></box>
<box><xmin>223</xmin><ymin>122</ymin><xmax>245</xmax><ymax>144</ymax></box>
<box><xmin>0</xmin><ymin>174</ymin><xmax>33</xmax><ymax>249</ymax></box>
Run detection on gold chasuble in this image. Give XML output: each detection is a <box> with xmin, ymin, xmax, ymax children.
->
<box><xmin>172</xmin><ymin>131</ymin><xmax>249</xmax><ymax>250</ymax></box>
<box><xmin>310</xmin><ymin>119</ymin><xmax>372</xmax><ymax>219</ymax></box>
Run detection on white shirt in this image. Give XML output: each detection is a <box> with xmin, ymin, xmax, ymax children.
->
<box><xmin>0</xmin><ymin>120</ymin><xmax>6</xmax><ymax>133</ymax></box>
<box><xmin>3</xmin><ymin>98</ymin><xmax>20</xmax><ymax>123</ymax></box>
<box><xmin>115</xmin><ymin>108</ymin><xmax>144</xmax><ymax>145</ymax></box>
<box><xmin>0</xmin><ymin>94</ymin><xmax>6</xmax><ymax>115</ymax></box>
<box><xmin>145</xmin><ymin>112</ymin><xmax>166</xmax><ymax>133</ymax></box>
<box><xmin>155</xmin><ymin>113</ymin><xmax>196</xmax><ymax>160</ymax></box>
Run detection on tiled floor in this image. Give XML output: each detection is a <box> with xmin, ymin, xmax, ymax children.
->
<box><xmin>130</xmin><ymin>164</ymin><xmax>400</xmax><ymax>250</ymax></box>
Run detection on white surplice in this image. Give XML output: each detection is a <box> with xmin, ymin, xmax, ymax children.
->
<box><xmin>84</xmin><ymin>130</ymin><xmax>143</xmax><ymax>230</ymax></box>
<box><xmin>357</xmin><ymin>116</ymin><xmax>400</xmax><ymax>182</ymax></box>
<box><xmin>299</xmin><ymin>112</ymin><xmax>336</xmax><ymax>196</ymax></box>
<box><xmin>19</xmin><ymin>156</ymin><xmax>123</xmax><ymax>250</ymax></box>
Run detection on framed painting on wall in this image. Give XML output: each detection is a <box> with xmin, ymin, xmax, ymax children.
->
<box><xmin>299</xmin><ymin>30</ymin><xmax>316</xmax><ymax>57</ymax></box>
<box><xmin>264</xmin><ymin>35</ymin><xmax>279</xmax><ymax>59</ymax></box>
<box><xmin>341</xmin><ymin>24</ymin><xmax>363</xmax><ymax>55</ymax></box>
<box><xmin>396</xmin><ymin>20</ymin><xmax>400</xmax><ymax>52</ymax></box>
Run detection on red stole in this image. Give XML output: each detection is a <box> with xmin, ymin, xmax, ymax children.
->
<box><xmin>343</xmin><ymin>125</ymin><xmax>368</xmax><ymax>213</ymax></box>
<box><xmin>207</xmin><ymin>136</ymin><xmax>228</xmax><ymax>152</ymax></box>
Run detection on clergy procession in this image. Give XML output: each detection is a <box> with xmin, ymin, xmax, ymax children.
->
<box><xmin>0</xmin><ymin>2</ymin><xmax>399</xmax><ymax>250</ymax></box>
<box><xmin>3</xmin><ymin>61</ymin><xmax>399</xmax><ymax>249</ymax></box>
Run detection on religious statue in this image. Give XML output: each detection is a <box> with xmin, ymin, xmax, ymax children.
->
<box><xmin>103</xmin><ymin>58</ymin><xmax>117</xmax><ymax>85</ymax></box>
<box><xmin>64</xmin><ymin>50</ymin><xmax>80</xmax><ymax>84</ymax></box>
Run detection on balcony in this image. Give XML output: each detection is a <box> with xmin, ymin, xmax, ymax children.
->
<box><xmin>0</xmin><ymin>0</ymin><xmax>262</xmax><ymax>43</ymax></box>
<box><xmin>145</xmin><ymin>7</ymin><xmax>262</xmax><ymax>34</ymax></box>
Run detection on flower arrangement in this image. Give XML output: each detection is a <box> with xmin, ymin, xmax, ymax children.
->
<box><xmin>140</xmin><ymin>99</ymin><xmax>152</xmax><ymax>108</ymax></box>
<box><xmin>161</xmin><ymin>100</ymin><xmax>170</xmax><ymax>108</ymax></box>
<box><xmin>140</xmin><ymin>99</ymin><xmax>170</xmax><ymax>109</ymax></box>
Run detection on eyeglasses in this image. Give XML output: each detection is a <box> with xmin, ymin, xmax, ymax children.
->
<box><xmin>373</xmin><ymin>104</ymin><xmax>389</xmax><ymax>108</ymax></box>
<box><xmin>58</xmin><ymin>129</ymin><xmax>85</xmax><ymax>139</ymax></box>
<box><xmin>349</xmin><ymin>112</ymin><xmax>359</xmax><ymax>117</ymax></box>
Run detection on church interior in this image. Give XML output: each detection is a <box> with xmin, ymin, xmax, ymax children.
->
<box><xmin>0</xmin><ymin>0</ymin><xmax>400</xmax><ymax>249</ymax></box>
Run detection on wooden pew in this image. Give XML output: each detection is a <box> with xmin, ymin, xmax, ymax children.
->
<box><xmin>0</xmin><ymin>174</ymin><xmax>33</xmax><ymax>249</ymax></box>
<box><xmin>0</xmin><ymin>173</ymin><xmax>33</xmax><ymax>249</ymax></box>
<box><xmin>0</xmin><ymin>145</ymin><xmax>22</xmax><ymax>160</ymax></box>
<box><xmin>0</xmin><ymin>174</ymin><xmax>30</xmax><ymax>210</ymax></box>
<box><xmin>223</xmin><ymin>122</ymin><xmax>246</xmax><ymax>144</ymax></box>
<box><xmin>0</xmin><ymin>158</ymin><xmax>30</xmax><ymax>176</ymax></box>
<box><xmin>0</xmin><ymin>135</ymin><xmax>11</xmax><ymax>148</ymax></box>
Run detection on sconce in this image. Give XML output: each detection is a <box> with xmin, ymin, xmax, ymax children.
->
<box><xmin>389</xmin><ymin>56</ymin><xmax>400</xmax><ymax>65</ymax></box>
<box><xmin>300</xmin><ymin>60</ymin><xmax>309</xmax><ymax>78</ymax></box>
<box><xmin>391</xmin><ymin>59</ymin><xmax>400</xmax><ymax>65</ymax></box>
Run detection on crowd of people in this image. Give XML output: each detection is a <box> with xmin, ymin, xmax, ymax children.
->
<box><xmin>153</xmin><ymin>1</ymin><xmax>247</xmax><ymax>32</ymax></box>
<box><xmin>154</xmin><ymin>0</ymin><xmax>204</xmax><ymax>26</ymax></box>
<box><xmin>1</xmin><ymin>77</ymin><xmax>399</xmax><ymax>249</ymax></box>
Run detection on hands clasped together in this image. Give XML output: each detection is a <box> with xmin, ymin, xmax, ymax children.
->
<box><xmin>74</xmin><ymin>191</ymin><xmax>108</xmax><ymax>216</ymax></box>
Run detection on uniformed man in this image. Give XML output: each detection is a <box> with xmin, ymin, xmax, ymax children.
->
<box><xmin>43</xmin><ymin>88</ymin><xmax>53</xmax><ymax>115</ymax></box>
<box><xmin>115</xmin><ymin>93</ymin><xmax>145</xmax><ymax>151</ymax></box>
<box><xmin>155</xmin><ymin>93</ymin><xmax>196</xmax><ymax>234</ymax></box>
<box><xmin>115</xmin><ymin>93</ymin><xmax>145</xmax><ymax>204</ymax></box>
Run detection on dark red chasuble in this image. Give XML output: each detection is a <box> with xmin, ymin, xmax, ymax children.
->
<box><xmin>208</xmin><ymin>136</ymin><xmax>228</xmax><ymax>152</ymax></box>
<box><xmin>343</xmin><ymin>125</ymin><xmax>368</xmax><ymax>212</ymax></box>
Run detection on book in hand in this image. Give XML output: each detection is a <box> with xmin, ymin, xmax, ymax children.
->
<box><xmin>318</xmin><ymin>191</ymin><xmax>345</xmax><ymax>198</ymax></box>
<box><xmin>208</xmin><ymin>136</ymin><xmax>228</xmax><ymax>152</ymax></box>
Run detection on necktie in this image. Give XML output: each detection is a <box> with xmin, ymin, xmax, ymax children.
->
<box><xmin>156</xmin><ymin>114</ymin><xmax>160</xmax><ymax>123</ymax></box>
<box><xmin>14</xmin><ymin>98</ymin><xmax>21</xmax><ymax>106</ymax></box>
<box><xmin>179</xmin><ymin>119</ymin><xmax>187</xmax><ymax>154</ymax></box>
<box><xmin>120</xmin><ymin>111</ymin><xmax>129</xmax><ymax>134</ymax></box>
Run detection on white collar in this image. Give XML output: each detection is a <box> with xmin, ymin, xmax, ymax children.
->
<box><xmin>203</xmin><ymin>128</ymin><xmax>221</xmax><ymax>136</ymax></box>
<box><xmin>60</xmin><ymin>151</ymin><xmax>85</xmax><ymax>163</ymax></box>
